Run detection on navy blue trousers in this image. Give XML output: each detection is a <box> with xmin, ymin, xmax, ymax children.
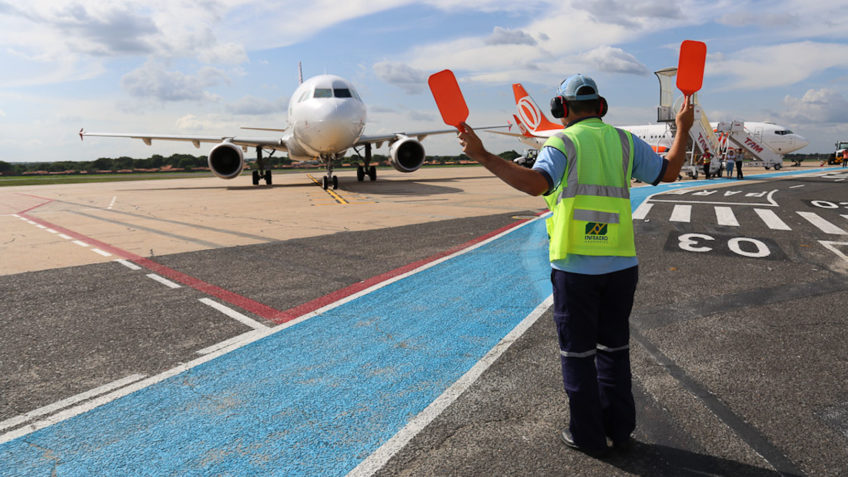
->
<box><xmin>551</xmin><ymin>266</ymin><xmax>638</xmax><ymax>450</ymax></box>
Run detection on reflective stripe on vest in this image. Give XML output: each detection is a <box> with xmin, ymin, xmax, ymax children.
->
<box><xmin>543</xmin><ymin>120</ymin><xmax>636</xmax><ymax>258</ymax></box>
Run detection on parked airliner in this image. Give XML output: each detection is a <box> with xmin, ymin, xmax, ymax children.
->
<box><xmin>497</xmin><ymin>83</ymin><xmax>808</xmax><ymax>160</ymax></box>
<box><xmin>81</xmin><ymin>71</ymin><xmax>494</xmax><ymax>190</ymax></box>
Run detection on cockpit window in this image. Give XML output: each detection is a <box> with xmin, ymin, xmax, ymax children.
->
<box><xmin>298</xmin><ymin>91</ymin><xmax>309</xmax><ymax>103</ymax></box>
<box><xmin>334</xmin><ymin>88</ymin><xmax>352</xmax><ymax>98</ymax></box>
<box><xmin>775</xmin><ymin>130</ymin><xmax>793</xmax><ymax>135</ymax></box>
<box><xmin>314</xmin><ymin>88</ymin><xmax>332</xmax><ymax>98</ymax></box>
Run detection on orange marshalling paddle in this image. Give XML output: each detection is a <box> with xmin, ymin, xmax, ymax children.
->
<box><xmin>428</xmin><ymin>69</ymin><xmax>469</xmax><ymax>132</ymax></box>
<box><xmin>676</xmin><ymin>40</ymin><xmax>707</xmax><ymax>96</ymax></box>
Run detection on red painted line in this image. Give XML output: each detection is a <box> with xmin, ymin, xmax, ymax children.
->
<box><xmin>17</xmin><ymin>199</ymin><xmax>54</xmax><ymax>215</ymax></box>
<box><xmin>273</xmin><ymin>215</ymin><xmax>540</xmax><ymax>324</ymax></box>
<box><xmin>18</xmin><ymin>211</ymin><xmax>286</xmax><ymax>322</ymax></box>
<box><xmin>18</xmin><ymin>190</ymin><xmax>545</xmax><ymax>325</ymax></box>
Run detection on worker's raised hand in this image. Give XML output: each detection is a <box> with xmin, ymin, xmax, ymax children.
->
<box><xmin>676</xmin><ymin>95</ymin><xmax>695</xmax><ymax>133</ymax></box>
<box><xmin>457</xmin><ymin>122</ymin><xmax>487</xmax><ymax>161</ymax></box>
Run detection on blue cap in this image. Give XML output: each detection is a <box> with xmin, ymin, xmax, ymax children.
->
<box><xmin>558</xmin><ymin>74</ymin><xmax>600</xmax><ymax>101</ymax></box>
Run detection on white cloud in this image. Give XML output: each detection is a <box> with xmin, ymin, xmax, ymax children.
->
<box><xmin>581</xmin><ymin>46</ymin><xmax>648</xmax><ymax>75</ymax></box>
<box><xmin>782</xmin><ymin>88</ymin><xmax>848</xmax><ymax>124</ymax></box>
<box><xmin>485</xmin><ymin>27</ymin><xmax>537</xmax><ymax>46</ymax></box>
<box><xmin>121</xmin><ymin>61</ymin><xmax>228</xmax><ymax>102</ymax></box>
<box><xmin>373</xmin><ymin>61</ymin><xmax>429</xmax><ymax>94</ymax></box>
<box><xmin>709</xmin><ymin>41</ymin><xmax>848</xmax><ymax>89</ymax></box>
<box><xmin>225</xmin><ymin>96</ymin><xmax>288</xmax><ymax>115</ymax></box>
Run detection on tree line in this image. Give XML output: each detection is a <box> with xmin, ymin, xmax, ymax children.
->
<box><xmin>5</xmin><ymin>151</ymin><xmax>827</xmax><ymax>176</ymax></box>
<box><xmin>0</xmin><ymin>151</ymin><xmax>522</xmax><ymax>176</ymax></box>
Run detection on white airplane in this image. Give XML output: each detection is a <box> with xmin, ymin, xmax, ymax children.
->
<box><xmin>81</xmin><ymin>69</ymin><xmax>496</xmax><ymax>190</ymax></box>
<box><xmin>496</xmin><ymin>83</ymin><xmax>808</xmax><ymax>161</ymax></box>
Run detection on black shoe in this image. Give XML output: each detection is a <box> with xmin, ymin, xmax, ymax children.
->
<box><xmin>559</xmin><ymin>429</ymin><xmax>609</xmax><ymax>458</ymax></box>
<box><xmin>610</xmin><ymin>436</ymin><xmax>634</xmax><ymax>453</ymax></box>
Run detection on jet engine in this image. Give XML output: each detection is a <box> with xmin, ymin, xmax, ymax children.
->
<box><xmin>389</xmin><ymin>135</ymin><xmax>425</xmax><ymax>173</ymax></box>
<box><xmin>207</xmin><ymin>142</ymin><xmax>244</xmax><ymax>179</ymax></box>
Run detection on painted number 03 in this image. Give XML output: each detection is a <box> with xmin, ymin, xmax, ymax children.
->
<box><xmin>678</xmin><ymin>233</ymin><xmax>771</xmax><ymax>258</ymax></box>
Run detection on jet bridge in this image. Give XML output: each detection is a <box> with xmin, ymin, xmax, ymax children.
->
<box><xmin>716</xmin><ymin>120</ymin><xmax>783</xmax><ymax>169</ymax></box>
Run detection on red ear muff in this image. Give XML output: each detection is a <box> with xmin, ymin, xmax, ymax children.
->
<box><xmin>598</xmin><ymin>96</ymin><xmax>608</xmax><ymax>117</ymax></box>
<box><xmin>550</xmin><ymin>96</ymin><xmax>567</xmax><ymax>118</ymax></box>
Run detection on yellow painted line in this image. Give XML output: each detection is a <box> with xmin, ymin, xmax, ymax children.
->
<box><xmin>306</xmin><ymin>174</ymin><xmax>349</xmax><ymax>205</ymax></box>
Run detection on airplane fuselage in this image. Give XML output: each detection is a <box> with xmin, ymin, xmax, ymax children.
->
<box><xmin>287</xmin><ymin>74</ymin><xmax>367</xmax><ymax>159</ymax></box>
<box><xmin>624</xmin><ymin>121</ymin><xmax>808</xmax><ymax>156</ymax></box>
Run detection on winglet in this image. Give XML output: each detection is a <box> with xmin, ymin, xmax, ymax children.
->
<box><xmin>79</xmin><ymin>128</ymin><xmax>85</xmax><ymax>141</ymax></box>
<box><xmin>512</xmin><ymin>83</ymin><xmax>562</xmax><ymax>133</ymax></box>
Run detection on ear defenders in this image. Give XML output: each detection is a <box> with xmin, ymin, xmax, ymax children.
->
<box><xmin>549</xmin><ymin>96</ymin><xmax>608</xmax><ymax>118</ymax></box>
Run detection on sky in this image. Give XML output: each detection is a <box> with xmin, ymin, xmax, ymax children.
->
<box><xmin>1</xmin><ymin>0</ymin><xmax>848</xmax><ymax>164</ymax></box>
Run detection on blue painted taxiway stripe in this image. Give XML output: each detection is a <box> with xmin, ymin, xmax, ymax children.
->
<box><xmin>1</xmin><ymin>220</ymin><xmax>553</xmax><ymax>476</ymax></box>
<box><xmin>1</xmin><ymin>166</ymin><xmax>834</xmax><ymax>476</ymax></box>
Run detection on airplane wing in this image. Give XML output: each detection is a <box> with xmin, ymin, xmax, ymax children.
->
<box><xmin>356</xmin><ymin>125</ymin><xmax>508</xmax><ymax>148</ymax></box>
<box><xmin>79</xmin><ymin>130</ymin><xmax>287</xmax><ymax>151</ymax></box>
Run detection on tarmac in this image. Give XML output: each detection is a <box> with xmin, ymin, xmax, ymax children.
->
<box><xmin>1</xmin><ymin>163</ymin><xmax>847</xmax><ymax>476</ymax></box>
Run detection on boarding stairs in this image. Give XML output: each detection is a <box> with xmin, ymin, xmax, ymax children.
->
<box><xmin>716</xmin><ymin>120</ymin><xmax>783</xmax><ymax>168</ymax></box>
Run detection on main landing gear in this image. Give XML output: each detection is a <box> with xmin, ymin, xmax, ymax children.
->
<box><xmin>353</xmin><ymin>143</ymin><xmax>377</xmax><ymax>182</ymax></box>
<box><xmin>252</xmin><ymin>147</ymin><xmax>273</xmax><ymax>186</ymax></box>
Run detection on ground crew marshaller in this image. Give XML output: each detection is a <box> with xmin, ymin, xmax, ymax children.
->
<box><xmin>457</xmin><ymin>74</ymin><xmax>695</xmax><ymax>457</ymax></box>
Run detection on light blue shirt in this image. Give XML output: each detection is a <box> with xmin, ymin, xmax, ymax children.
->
<box><xmin>532</xmin><ymin>130</ymin><xmax>667</xmax><ymax>275</ymax></box>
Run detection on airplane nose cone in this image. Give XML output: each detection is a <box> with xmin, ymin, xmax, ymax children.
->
<box><xmin>302</xmin><ymin>120</ymin><xmax>359</xmax><ymax>152</ymax></box>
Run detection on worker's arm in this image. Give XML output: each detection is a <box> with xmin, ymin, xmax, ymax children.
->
<box><xmin>458</xmin><ymin>122</ymin><xmax>549</xmax><ymax>196</ymax></box>
<box><xmin>660</xmin><ymin>96</ymin><xmax>696</xmax><ymax>182</ymax></box>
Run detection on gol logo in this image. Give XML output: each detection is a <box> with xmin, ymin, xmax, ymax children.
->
<box><xmin>517</xmin><ymin>97</ymin><xmax>542</xmax><ymax>130</ymax></box>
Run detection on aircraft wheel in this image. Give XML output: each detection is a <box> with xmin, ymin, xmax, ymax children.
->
<box><xmin>252</xmin><ymin>170</ymin><xmax>260</xmax><ymax>185</ymax></box>
<box><xmin>332</xmin><ymin>176</ymin><xmax>338</xmax><ymax>189</ymax></box>
<box><xmin>774</xmin><ymin>164</ymin><xmax>782</xmax><ymax>170</ymax></box>
<box><xmin>265</xmin><ymin>170</ymin><xmax>272</xmax><ymax>185</ymax></box>
<box><xmin>357</xmin><ymin>165</ymin><xmax>365</xmax><ymax>182</ymax></box>
<box><xmin>368</xmin><ymin>166</ymin><xmax>377</xmax><ymax>181</ymax></box>
<box><xmin>322</xmin><ymin>176</ymin><xmax>329</xmax><ymax>190</ymax></box>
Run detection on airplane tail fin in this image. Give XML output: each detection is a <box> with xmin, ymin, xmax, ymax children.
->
<box><xmin>512</xmin><ymin>83</ymin><xmax>562</xmax><ymax>134</ymax></box>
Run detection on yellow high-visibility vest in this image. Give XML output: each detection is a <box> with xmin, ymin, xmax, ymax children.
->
<box><xmin>543</xmin><ymin>118</ymin><xmax>636</xmax><ymax>259</ymax></box>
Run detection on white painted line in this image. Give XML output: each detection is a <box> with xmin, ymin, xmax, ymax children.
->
<box><xmin>91</xmin><ymin>248</ymin><xmax>112</xmax><ymax>257</ymax></box>
<box><xmin>670</xmin><ymin>204</ymin><xmax>692</xmax><ymax>223</ymax></box>
<box><xmin>819</xmin><ymin>241</ymin><xmax>848</xmax><ymax>262</ymax></box>
<box><xmin>12</xmin><ymin>214</ymin><xmax>20</xmax><ymax>218</ymax></box>
<box><xmin>797</xmin><ymin>212</ymin><xmax>848</xmax><ymax>235</ymax></box>
<box><xmin>45</xmin><ymin>228</ymin><xmax>57</xmax><ymax>234</ymax></box>
<box><xmin>0</xmin><ymin>215</ymin><xmax>545</xmax><ymax>445</ymax></box>
<box><xmin>789</xmin><ymin>184</ymin><xmax>805</xmax><ymax>189</ymax></box>
<box><xmin>199</xmin><ymin>298</ymin><xmax>268</xmax><ymax>330</ymax></box>
<box><xmin>0</xmin><ymin>374</ymin><xmax>146</xmax><ymax>433</ymax></box>
<box><xmin>632</xmin><ymin>202</ymin><xmax>653</xmax><ymax>220</ymax></box>
<box><xmin>115</xmin><ymin>259</ymin><xmax>141</xmax><ymax>271</ymax></box>
<box><xmin>347</xmin><ymin>295</ymin><xmax>554</xmax><ymax>477</ymax></box>
<box><xmin>714</xmin><ymin>206</ymin><xmax>739</xmax><ymax>227</ymax></box>
<box><xmin>146</xmin><ymin>273</ymin><xmax>182</xmax><ymax>289</ymax></box>
<box><xmin>35</xmin><ymin>224</ymin><xmax>46</xmax><ymax>229</ymax></box>
<box><xmin>108</xmin><ymin>196</ymin><xmax>117</xmax><ymax>210</ymax></box>
<box><xmin>196</xmin><ymin>330</ymin><xmax>263</xmax><ymax>355</ymax></box>
<box><xmin>755</xmin><ymin>209</ymin><xmax>792</xmax><ymax>231</ymax></box>
<box><xmin>58</xmin><ymin>233</ymin><xmax>72</xmax><ymax>240</ymax></box>
<box><xmin>72</xmin><ymin>240</ymin><xmax>89</xmax><ymax>247</ymax></box>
